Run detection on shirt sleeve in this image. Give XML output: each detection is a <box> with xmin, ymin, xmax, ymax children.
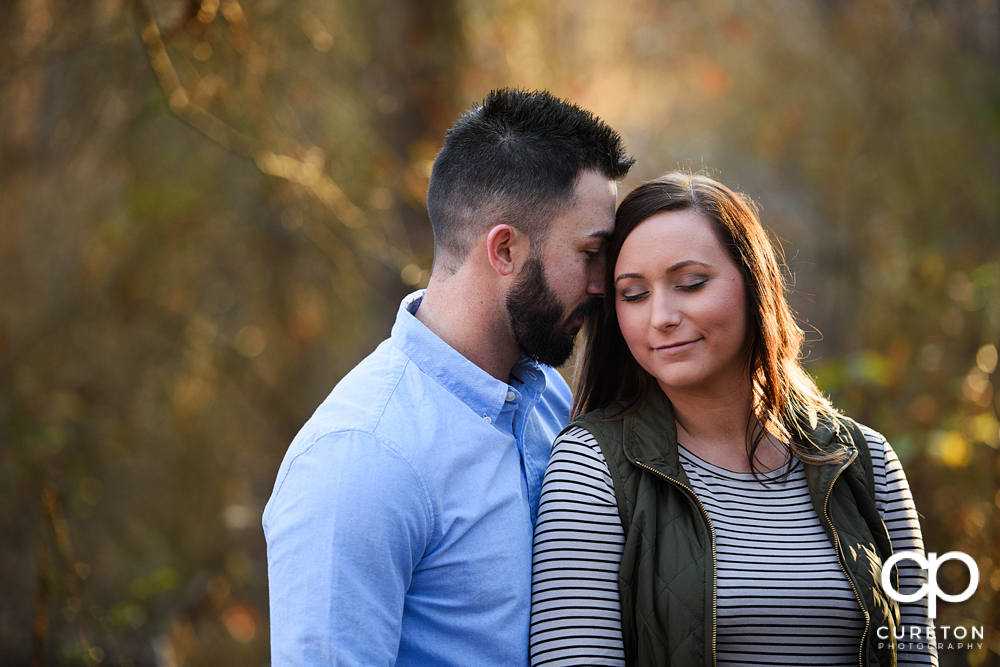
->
<box><xmin>263</xmin><ymin>430</ymin><xmax>433</xmax><ymax>667</ymax></box>
<box><xmin>863</xmin><ymin>426</ymin><xmax>939</xmax><ymax>667</ymax></box>
<box><xmin>530</xmin><ymin>426</ymin><xmax>627</xmax><ymax>667</ymax></box>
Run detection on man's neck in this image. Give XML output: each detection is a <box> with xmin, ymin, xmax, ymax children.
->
<box><xmin>415</xmin><ymin>271</ymin><xmax>521</xmax><ymax>382</ymax></box>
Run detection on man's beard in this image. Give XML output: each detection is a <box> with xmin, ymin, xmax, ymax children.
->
<box><xmin>505</xmin><ymin>254</ymin><xmax>601</xmax><ymax>367</ymax></box>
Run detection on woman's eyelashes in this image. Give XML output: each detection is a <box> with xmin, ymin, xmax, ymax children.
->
<box><xmin>619</xmin><ymin>276</ymin><xmax>709</xmax><ymax>302</ymax></box>
<box><xmin>677</xmin><ymin>276</ymin><xmax>709</xmax><ymax>291</ymax></box>
<box><xmin>620</xmin><ymin>289</ymin><xmax>648</xmax><ymax>303</ymax></box>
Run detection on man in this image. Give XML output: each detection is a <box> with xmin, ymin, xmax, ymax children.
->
<box><xmin>263</xmin><ymin>88</ymin><xmax>633</xmax><ymax>666</ymax></box>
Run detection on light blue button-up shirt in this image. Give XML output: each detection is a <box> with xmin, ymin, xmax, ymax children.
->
<box><xmin>263</xmin><ymin>291</ymin><xmax>571</xmax><ymax>666</ymax></box>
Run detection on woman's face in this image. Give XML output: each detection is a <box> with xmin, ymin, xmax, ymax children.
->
<box><xmin>614</xmin><ymin>209</ymin><xmax>750</xmax><ymax>396</ymax></box>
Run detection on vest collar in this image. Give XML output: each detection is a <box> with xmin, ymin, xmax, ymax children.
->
<box><xmin>619</xmin><ymin>385</ymin><xmax>858</xmax><ymax>486</ymax></box>
<box><xmin>621</xmin><ymin>385</ymin><xmax>686</xmax><ymax>482</ymax></box>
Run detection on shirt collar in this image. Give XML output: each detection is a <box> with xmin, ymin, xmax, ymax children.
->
<box><xmin>390</xmin><ymin>291</ymin><xmax>548</xmax><ymax>425</ymax></box>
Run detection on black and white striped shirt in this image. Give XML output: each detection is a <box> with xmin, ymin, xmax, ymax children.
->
<box><xmin>530</xmin><ymin>424</ymin><xmax>938</xmax><ymax>666</ymax></box>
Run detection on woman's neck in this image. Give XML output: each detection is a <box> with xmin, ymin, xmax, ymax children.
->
<box><xmin>661</xmin><ymin>380</ymin><xmax>787</xmax><ymax>473</ymax></box>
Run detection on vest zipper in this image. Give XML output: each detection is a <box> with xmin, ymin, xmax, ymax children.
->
<box><xmin>634</xmin><ymin>459</ymin><xmax>717</xmax><ymax>667</ymax></box>
<box><xmin>823</xmin><ymin>451</ymin><xmax>869</xmax><ymax>667</ymax></box>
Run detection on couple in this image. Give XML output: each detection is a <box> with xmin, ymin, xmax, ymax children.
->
<box><xmin>263</xmin><ymin>89</ymin><xmax>936</xmax><ymax>666</ymax></box>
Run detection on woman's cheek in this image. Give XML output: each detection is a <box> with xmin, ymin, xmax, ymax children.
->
<box><xmin>617</xmin><ymin>306</ymin><xmax>647</xmax><ymax>365</ymax></box>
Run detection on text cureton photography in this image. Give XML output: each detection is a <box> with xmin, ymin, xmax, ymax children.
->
<box><xmin>878</xmin><ymin>549</ymin><xmax>988</xmax><ymax>656</ymax></box>
<box><xmin>877</xmin><ymin>624</ymin><xmax>985</xmax><ymax>652</ymax></box>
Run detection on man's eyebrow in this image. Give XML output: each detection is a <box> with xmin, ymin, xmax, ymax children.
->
<box><xmin>589</xmin><ymin>230</ymin><xmax>612</xmax><ymax>240</ymax></box>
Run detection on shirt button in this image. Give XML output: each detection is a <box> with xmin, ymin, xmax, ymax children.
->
<box><xmin>483</xmin><ymin>415</ymin><xmax>491</xmax><ymax>424</ymax></box>
<box><xmin>506</xmin><ymin>391</ymin><xmax>516</xmax><ymax>402</ymax></box>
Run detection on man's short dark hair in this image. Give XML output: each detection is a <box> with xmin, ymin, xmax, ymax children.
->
<box><xmin>426</xmin><ymin>88</ymin><xmax>635</xmax><ymax>271</ymax></box>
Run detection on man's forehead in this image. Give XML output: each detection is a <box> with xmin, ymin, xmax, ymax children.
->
<box><xmin>543</xmin><ymin>172</ymin><xmax>617</xmax><ymax>241</ymax></box>
<box><xmin>576</xmin><ymin>172</ymin><xmax>617</xmax><ymax>210</ymax></box>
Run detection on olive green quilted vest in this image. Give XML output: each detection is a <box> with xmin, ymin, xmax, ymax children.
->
<box><xmin>572</xmin><ymin>387</ymin><xmax>899</xmax><ymax>667</ymax></box>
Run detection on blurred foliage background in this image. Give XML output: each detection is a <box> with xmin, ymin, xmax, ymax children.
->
<box><xmin>1</xmin><ymin>0</ymin><xmax>998</xmax><ymax>665</ymax></box>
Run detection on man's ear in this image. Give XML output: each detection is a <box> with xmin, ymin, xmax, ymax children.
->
<box><xmin>485</xmin><ymin>224</ymin><xmax>528</xmax><ymax>277</ymax></box>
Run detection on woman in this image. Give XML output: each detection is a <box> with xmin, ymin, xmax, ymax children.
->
<box><xmin>529</xmin><ymin>173</ymin><xmax>936</xmax><ymax>667</ymax></box>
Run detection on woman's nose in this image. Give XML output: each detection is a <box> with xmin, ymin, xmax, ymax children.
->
<box><xmin>650</xmin><ymin>292</ymin><xmax>679</xmax><ymax>330</ymax></box>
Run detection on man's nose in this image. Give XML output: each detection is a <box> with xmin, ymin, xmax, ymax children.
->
<box><xmin>587</xmin><ymin>257</ymin><xmax>606</xmax><ymax>297</ymax></box>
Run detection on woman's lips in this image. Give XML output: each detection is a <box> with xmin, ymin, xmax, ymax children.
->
<box><xmin>653</xmin><ymin>338</ymin><xmax>701</xmax><ymax>353</ymax></box>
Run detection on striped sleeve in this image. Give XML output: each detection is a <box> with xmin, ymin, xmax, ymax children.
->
<box><xmin>529</xmin><ymin>426</ymin><xmax>626</xmax><ymax>667</ymax></box>
<box><xmin>863</xmin><ymin>425</ymin><xmax>939</xmax><ymax>667</ymax></box>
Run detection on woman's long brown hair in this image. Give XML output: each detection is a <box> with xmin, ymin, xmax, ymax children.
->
<box><xmin>572</xmin><ymin>171</ymin><xmax>844</xmax><ymax>470</ymax></box>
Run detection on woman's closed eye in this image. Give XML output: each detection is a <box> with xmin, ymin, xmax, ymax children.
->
<box><xmin>677</xmin><ymin>276</ymin><xmax>709</xmax><ymax>292</ymax></box>
<box><xmin>619</xmin><ymin>288</ymin><xmax>648</xmax><ymax>303</ymax></box>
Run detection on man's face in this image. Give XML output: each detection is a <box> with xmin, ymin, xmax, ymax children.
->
<box><xmin>506</xmin><ymin>170</ymin><xmax>618</xmax><ymax>367</ymax></box>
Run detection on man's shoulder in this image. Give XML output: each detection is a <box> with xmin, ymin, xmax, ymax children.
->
<box><xmin>295</xmin><ymin>337</ymin><xmax>479</xmax><ymax>452</ymax></box>
<box><xmin>311</xmin><ymin>338</ymin><xmax>404</xmax><ymax>433</ymax></box>
<box><xmin>282</xmin><ymin>348</ymin><xmax>573</xmax><ymax>477</ymax></box>
<box><xmin>264</xmin><ymin>338</ymin><xmax>444</xmax><ymax>525</ymax></box>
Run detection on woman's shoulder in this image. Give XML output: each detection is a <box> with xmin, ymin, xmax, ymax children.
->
<box><xmin>849</xmin><ymin>420</ymin><xmax>892</xmax><ymax>458</ymax></box>
<box><xmin>565</xmin><ymin>396</ymin><xmax>640</xmax><ymax>438</ymax></box>
<box><xmin>572</xmin><ymin>399</ymin><xmax>632</xmax><ymax>423</ymax></box>
<box><xmin>854</xmin><ymin>421</ymin><xmax>889</xmax><ymax>451</ymax></box>
<box><xmin>548</xmin><ymin>425</ymin><xmax>617</xmax><ymax>495</ymax></box>
<box><xmin>553</xmin><ymin>425</ymin><xmax>606</xmax><ymax>459</ymax></box>
<box><xmin>837</xmin><ymin>417</ymin><xmax>898</xmax><ymax>479</ymax></box>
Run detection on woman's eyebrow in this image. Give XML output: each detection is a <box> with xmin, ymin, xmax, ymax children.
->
<box><xmin>614</xmin><ymin>272</ymin><xmax>643</xmax><ymax>284</ymax></box>
<box><xmin>666</xmin><ymin>259</ymin><xmax>710</xmax><ymax>273</ymax></box>
<box><xmin>615</xmin><ymin>260</ymin><xmax>712</xmax><ymax>285</ymax></box>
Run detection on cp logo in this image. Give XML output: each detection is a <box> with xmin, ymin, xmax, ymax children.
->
<box><xmin>881</xmin><ymin>551</ymin><xmax>979</xmax><ymax>618</ymax></box>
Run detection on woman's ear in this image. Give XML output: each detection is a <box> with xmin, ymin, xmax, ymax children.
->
<box><xmin>485</xmin><ymin>224</ymin><xmax>526</xmax><ymax>277</ymax></box>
